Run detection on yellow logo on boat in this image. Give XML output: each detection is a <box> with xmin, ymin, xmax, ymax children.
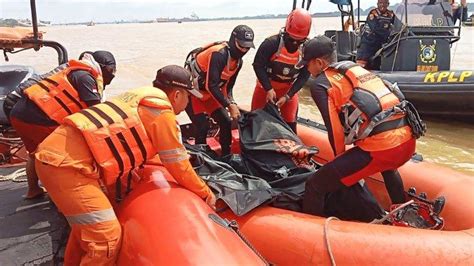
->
<box><xmin>419</xmin><ymin>41</ymin><xmax>436</xmax><ymax>64</ymax></box>
<box><xmin>424</xmin><ymin>71</ymin><xmax>472</xmax><ymax>83</ymax></box>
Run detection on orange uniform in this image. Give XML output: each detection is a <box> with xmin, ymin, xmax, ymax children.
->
<box><xmin>189</xmin><ymin>42</ymin><xmax>241</xmax><ymax>114</ymax></box>
<box><xmin>252</xmin><ymin>9</ymin><xmax>312</xmax><ymax>131</ymax></box>
<box><xmin>252</xmin><ymin>34</ymin><xmax>310</xmax><ymax>125</ymax></box>
<box><xmin>10</xmin><ymin>58</ymin><xmax>103</xmax><ymax>152</ymax></box>
<box><xmin>23</xmin><ymin>59</ymin><xmax>104</xmax><ymax>124</ymax></box>
<box><xmin>35</xmin><ymin>87</ymin><xmax>212</xmax><ymax>265</ymax></box>
<box><xmin>303</xmin><ymin>61</ymin><xmax>417</xmax><ymax>221</ymax></box>
<box><xmin>185</xmin><ymin>42</ymin><xmax>242</xmax><ymax>156</ymax></box>
<box><xmin>317</xmin><ymin>64</ymin><xmax>412</xmax><ymax>156</ymax></box>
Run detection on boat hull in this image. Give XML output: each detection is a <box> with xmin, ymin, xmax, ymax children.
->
<box><xmin>216</xmin><ymin>122</ymin><xmax>474</xmax><ymax>265</ymax></box>
<box><xmin>116</xmin><ymin>165</ymin><xmax>265</xmax><ymax>266</ymax></box>
<box><xmin>306</xmin><ymin>70</ymin><xmax>474</xmax><ymax>121</ymax></box>
<box><xmin>377</xmin><ymin>70</ymin><xmax>474</xmax><ymax>120</ymax></box>
<box><xmin>220</xmin><ymin>207</ymin><xmax>473</xmax><ymax>265</ymax></box>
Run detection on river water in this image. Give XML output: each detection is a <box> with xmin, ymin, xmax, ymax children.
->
<box><xmin>3</xmin><ymin>17</ymin><xmax>473</xmax><ymax>174</ymax></box>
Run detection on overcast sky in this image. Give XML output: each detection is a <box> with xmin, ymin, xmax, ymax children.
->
<box><xmin>0</xmin><ymin>0</ymin><xmax>395</xmax><ymax>23</ymax></box>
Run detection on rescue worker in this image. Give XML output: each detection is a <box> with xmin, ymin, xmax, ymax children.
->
<box><xmin>451</xmin><ymin>0</ymin><xmax>468</xmax><ymax>24</ymax></box>
<box><xmin>8</xmin><ymin>50</ymin><xmax>116</xmax><ymax>199</ymax></box>
<box><xmin>184</xmin><ymin>25</ymin><xmax>255</xmax><ymax>158</ymax></box>
<box><xmin>35</xmin><ymin>65</ymin><xmax>217</xmax><ymax>265</ymax></box>
<box><xmin>252</xmin><ymin>8</ymin><xmax>312</xmax><ymax>133</ymax></box>
<box><xmin>356</xmin><ymin>0</ymin><xmax>394</xmax><ymax>69</ymax></box>
<box><xmin>296</xmin><ymin>36</ymin><xmax>426</xmax><ymax>221</ymax></box>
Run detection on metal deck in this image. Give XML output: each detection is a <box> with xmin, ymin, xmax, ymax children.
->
<box><xmin>0</xmin><ymin>166</ymin><xmax>67</xmax><ymax>266</ymax></box>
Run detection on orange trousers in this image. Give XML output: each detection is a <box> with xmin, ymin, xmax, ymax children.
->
<box><xmin>36</xmin><ymin>162</ymin><xmax>122</xmax><ymax>265</ymax></box>
<box><xmin>251</xmin><ymin>81</ymin><xmax>299</xmax><ymax>123</ymax></box>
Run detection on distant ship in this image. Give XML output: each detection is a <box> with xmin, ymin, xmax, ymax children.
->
<box><xmin>14</xmin><ymin>18</ymin><xmax>50</xmax><ymax>27</ymax></box>
<box><xmin>190</xmin><ymin>12</ymin><xmax>199</xmax><ymax>21</ymax></box>
<box><xmin>156</xmin><ymin>17</ymin><xmax>172</xmax><ymax>23</ymax></box>
<box><xmin>156</xmin><ymin>12</ymin><xmax>200</xmax><ymax>23</ymax></box>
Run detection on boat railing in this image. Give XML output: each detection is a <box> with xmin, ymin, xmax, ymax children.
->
<box><xmin>382</xmin><ymin>26</ymin><xmax>460</xmax><ymax>52</ymax></box>
<box><xmin>18</xmin><ymin>39</ymin><xmax>68</xmax><ymax>64</ymax></box>
<box><xmin>1</xmin><ymin>0</ymin><xmax>68</xmax><ymax>65</ymax></box>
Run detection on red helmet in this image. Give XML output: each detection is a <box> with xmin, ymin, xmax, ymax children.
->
<box><xmin>285</xmin><ymin>8</ymin><xmax>312</xmax><ymax>40</ymax></box>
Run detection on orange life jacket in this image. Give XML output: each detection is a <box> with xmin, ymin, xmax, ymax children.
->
<box><xmin>23</xmin><ymin>59</ymin><xmax>103</xmax><ymax>123</ymax></box>
<box><xmin>328</xmin><ymin>61</ymin><xmax>409</xmax><ymax>145</ymax></box>
<box><xmin>63</xmin><ymin>87</ymin><xmax>166</xmax><ymax>187</ymax></box>
<box><xmin>186</xmin><ymin>42</ymin><xmax>241</xmax><ymax>91</ymax></box>
<box><xmin>266</xmin><ymin>34</ymin><xmax>300</xmax><ymax>85</ymax></box>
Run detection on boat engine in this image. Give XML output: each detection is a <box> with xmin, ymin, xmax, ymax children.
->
<box><xmin>389</xmin><ymin>187</ymin><xmax>445</xmax><ymax>230</ymax></box>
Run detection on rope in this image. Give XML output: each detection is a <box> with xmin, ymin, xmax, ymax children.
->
<box><xmin>0</xmin><ymin>136</ymin><xmax>22</xmax><ymax>142</ymax></box>
<box><xmin>370</xmin><ymin>199</ymin><xmax>415</xmax><ymax>225</ymax></box>
<box><xmin>0</xmin><ymin>167</ymin><xmax>27</xmax><ymax>182</ymax></box>
<box><xmin>228</xmin><ymin>220</ymin><xmax>271</xmax><ymax>265</ymax></box>
<box><xmin>0</xmin><ymin>134</ymin><xmax>27</xmax><ymax>164</ymax></box>
<box><xmin>324</xmin><ymin>216</ymin><xmax>340</xmax><ymax>266</ymax></box>
<box><xmin>390</xmin><ymin>24</ymin><xmax>407</xmax><ymax>72</ymax></box>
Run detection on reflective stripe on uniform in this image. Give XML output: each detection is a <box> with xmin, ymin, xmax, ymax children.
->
<box><xmin>158</xmin><ymin>147</ymin><xmax>189</xmax><ymax>163</ymax></box>
<box><xmin>160</xmin><ymin>154</ymin><xmax>190</xmax><ymax>164</ymax></box>
<box><xmin>65</xmin><ymin>208</ymin><xmax>117</xmax><ymax>225</ymax></box>
<box><xmin>141</xmin><ymin>106</ymin><xmax>164</xmax><ymax>115</ymax></box>
<box><xmin>158</xmin><ymin>147</ymin><xmax>187</xmax><ymax>156</ymax></box>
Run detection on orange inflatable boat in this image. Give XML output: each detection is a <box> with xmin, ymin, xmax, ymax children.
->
<box><xmin>116</xmin><ymin>165</ymin><xmax>266</xmax><ymax>265</ymax></box>
<box><xmin>200</xmin><ymin>120</ymin><xmax>474</xmax><ymax>265</ymax></box>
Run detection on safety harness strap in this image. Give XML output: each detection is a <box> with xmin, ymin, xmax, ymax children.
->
<box><xmin>79</xmin><ymin>109</ymin><xmax>102</xmax><ymax>127</ymax></box>
<box><xmin>39</xmin><ymin>76</ymin><xmax>85</xmax><ymax>113</ymax></box>
<box><xmin>275</xmin><ymin>34</ymin><xmax>285</xmax><ymax>58</ymax></box>
<box><xmin>344</xmin><ymin>118</ymin><xmax>363</xmax><ymax>145</ymax></box>
<box><xmin>104</xmin><ymin>102</ymin><xmax>149</xmax><ymax>164</ymax></box>
<box><xmin>103</xmin><ymin>101</ymin><xmax>128</xmax><ymax>119</ymax></box>
<box><xmin>89</xmin><ymin>106</ymin><xmax>115</xmax><ymax>125</ymax></box>
<box><xmin>103</xmin><ymin>137</ymin><xmax>124</xmax><ymax>202</ymax></box>
<box><xmin>101</xmin><ymin>101</ymin><xmax>149</xmax><ymax>164</ymax></box>
<box><xmin>358</xmin><ymin>104</ymin><xmax>405</xmax><ymax>140</ymax></box>
<box><xmin>36</xmin><ymin>81</ymin><xmax>74</xmax><ymax>115</ymax></box>
<box><xmin>42</xmin><ymin>77</ymin><xmax>59</xmax><ymax>86</ymax></box>
<box><xmin>88</xmin><ymin>108</ymin><xmax>128</xmax><ymax>201</ymax></box>
<box><xmin>130</xmin><ymin>127</ymin><xmax>148</xmax><ymax>161</ymax></box>
<box><xmin>79</xmin><ymin>102</ymin><xmax>151</xmax><ymax>202</ymax></box>
<box><xmin>369</xmin><ymin>117</ymin><xmax>408</xmax><ymax>136</ymax></box>
<box><xmin>331</xmin><ymin>61</ymin><xmax>415</xmax><ymax>144</ymax></box>
<box><xmin>185</xmin><ymin>41</ymin><xmax>228</xmax><ymax>78</ymax></box>
<box><xmin>342</xmin><ymin>104</ymin><xmax>363</xmax><ymax>145</ymax></box>
<box><xmin>347</xmin><ymin>107</ymin><xmax>363</xmax><ymax>126</ymax></box>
